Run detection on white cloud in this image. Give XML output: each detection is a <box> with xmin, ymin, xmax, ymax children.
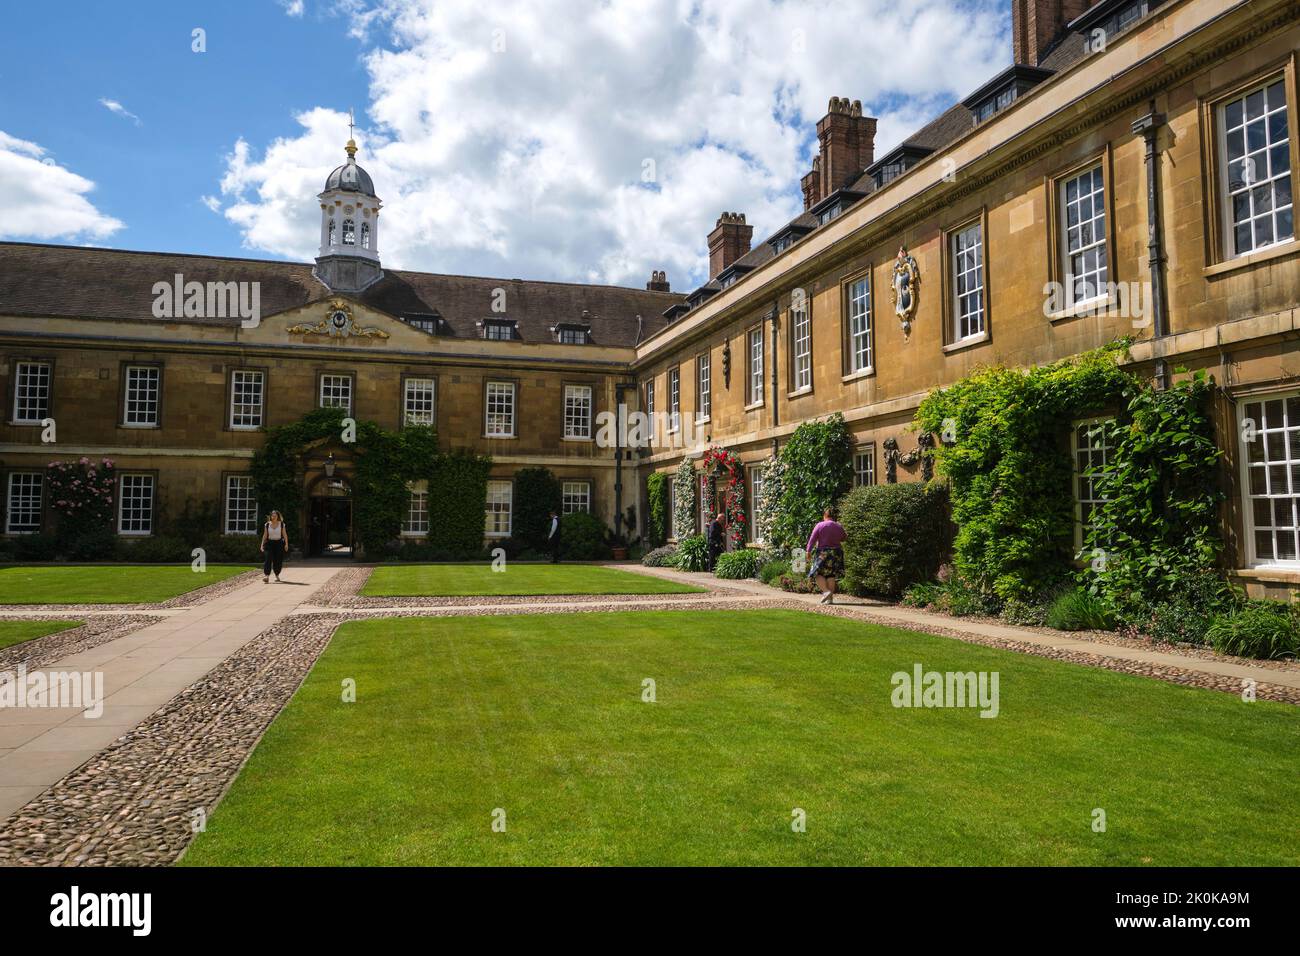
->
<box><xmin>280</xmin><ymin>0</ymin><xmax>305</xmax><ymax>17</ymax></box>
<box><xmin>0</xmin><ymin>131</ymin><xmax>124</xmax><ymax>241</ymax></box>
<box><xmin>218</xmin><ymin>0</ymin><xmax>1008</xmax><ymax>288</ymax></box>
<box><xmin>99</xmin><ymin>98</ymin><xmax>142</xmax><ymax>126</ymax></box>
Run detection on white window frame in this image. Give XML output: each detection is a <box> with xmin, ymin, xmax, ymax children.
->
<box><xmin>117</xmin><ymin>473</ymin><xmax>155</xmax><ymax>536</ymax></box>
<box><xmin>485</xmin><ymin>381</ymin><xmax>516</xmax><ymax>438</ymax></box>
<box><xmin>5</xmin><ymin>472</ymin><xmax>43</xmax><ymax>534</ymax></box>
<box><xmin>123</xmin><ymin>365</ymin><xmax>161</xmax><ymax>427</ymax></box>
<box><xmin>229</xmin><ymin>369</ymin><xmax>264</xmax><ymax>430</ymax></box>
<box><xmin>749</xmin><ymin>467</ymin><xmax>764</xmax><ymax>544</ymax></box>
<box><xmin>1058</xmin><ymin>163</ymin><xmax>1108</xmax><ymax>309</ymax></box>
<box><xmin>1217</xmin><ymin>76</ymin><xmax>1294</xmax><ymax>259</ymax></box>
<box><xmin>950</xmin><ymin>221</ymin><xmax>985</xmax><ymax>342</ymax></box>
<box><xmin>563</xmin><ymin>385</ymin><xmax>593</xmax><ymax>440</ymax></box>
<box><xmin>319</xmin><ymin>374</ymin><xmax>353</xmax><ymax>414</ymax></box>
<box><xmin>562</xmin><ymin>480</ymin><xmax>591</xmax><ymax>514</ymax></box>
<box><xmin>403</xmin><ymin>377</ymin><xmax>436</xmax><ymax>426</ymax></box>
<box><xmin>224</xmin><ymin>475</ymin><xmax>258</xmax><ymax>535</ymax></box>
<box><xmin>12</xmin><ymin>361</ymin><xmax>51</xmax><ymax>424</ymax></box>
<box><xmin>485</xmin><ymin>479</ymin><xmax>513</xmax><ymax>537</ymax></box>
<box><xmin>846</xmin><ymin>276</ymin><xmax>873</xmax><ymax>373</ymax></box>
<box><xmin>403</xmin><ymin>482</ymin><xmax>429</xmax><ymax>536</ymax></box>
<box><xmin>748</xmin><ymin>326</ymin><xmax>764</xmax><ymax>406</ymax></box>
<box><xmin>1239</xmin><ymin>391</ymin><xmax>1300</xmax><ymax>568</ymax></box>
<box><xmin>792</xmin><ymin>300</ymin><xmax>811</xmax><ymax>391</ymax></box>
<box><xmin>668</xmin><ymin>367</ymin><xmax>681</xmax><ymax>433</ymax></box>
<box><xmin>1072</xmin><ymin>417</ymin><xmax>1115</xmax><ymax>552</ymax></box>
<box><xmin>854</xmin><ymin>445</ymin><xmax>876</xmax><ymax>487</ymax></box>
<box><xmin>696</xmin><ymin>352</ymin><xmax>711</xmax><ymax>423</ymax></box>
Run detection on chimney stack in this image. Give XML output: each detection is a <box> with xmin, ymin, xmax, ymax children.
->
<box><xmin>801</xmin><ymin>98</ymin><xmax>878</xmax><ymax>210</ymax></box>
<box><xmin>707</xmin><ymin>213</ymin><xmax>753</xmax><ymax>280</ymax></box>
<box><xmin>646</xmin><ymin>269</ymin><xmax>671</xmax><ymax>293</ymax></box>
<box><xmin>1012</xmin><ymin>0</ymin><xmax>1092</xmax><ymax>66</ymax></box>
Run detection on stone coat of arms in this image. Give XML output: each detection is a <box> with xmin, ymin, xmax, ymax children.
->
<box><xmin>288</xmin><ymin>299</ymin><xmax>390</xmax><ymax>339</ymax></box>
<box><xmin>891</xmin><ymin>246</ymin><xmax>920</xmax><ymax>334</ymax></box>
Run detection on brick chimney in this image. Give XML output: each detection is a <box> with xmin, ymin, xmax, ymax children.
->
<box><xmin>1012</xmin><ymin>0</ymin><xmax>1093</xmax><ymax>66</ymax></box>
<box><xmin>800</xmin><ymin>98</ymin><xmax>877</xmax><ymax>210</ymax></box>
<box><xmin>646</xmin><ymin>269</ymin><xmax>671</xmax><ymax>293</ymax></box>
<box><xmin>707</xmin><ymin>213</ymin><xmax>753</xmax><ymax>280</ymax></box>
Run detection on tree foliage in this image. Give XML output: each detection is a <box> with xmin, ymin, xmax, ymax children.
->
<box><xmin>770</xmin><ymin>414</ymin><xmax>854</xmax><ymax>551</ymax></box>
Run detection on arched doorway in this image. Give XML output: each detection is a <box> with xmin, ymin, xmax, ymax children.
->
<box><xmin>306</xmin><ymin>474</ymin><xmax>353</xmax><ymax>557</ymax></box>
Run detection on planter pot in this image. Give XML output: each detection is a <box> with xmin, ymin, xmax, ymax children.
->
<box><xmin>611</xmin><ymin>546</ymin><xmax>628</xmax><ymax>561</ymax></box>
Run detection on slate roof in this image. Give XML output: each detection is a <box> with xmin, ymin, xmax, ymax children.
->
<box><xmin>0</xmin><ymin>242</ymin><xmax>683</xmax><ymax>348</ymax></box>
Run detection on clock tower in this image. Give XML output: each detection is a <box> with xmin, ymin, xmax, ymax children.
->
<box><xmin>313</xmin><ymin>134</ymin><xmax>383</xmax><ymax>294</ymax></box>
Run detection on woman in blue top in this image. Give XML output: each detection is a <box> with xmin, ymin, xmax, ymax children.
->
<box><xmin>805</xmin><ymin>507</ymin><xmax>847</xmax><ymax>604</ymax></box>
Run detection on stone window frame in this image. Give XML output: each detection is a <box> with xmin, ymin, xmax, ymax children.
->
<box><xmin>941</xmin><ymin>208</ymin><xmax>992</xmax><ymax>352</ymax></box>
<box><xmin>484</xmin><ymin>477</ymin><xmax>514</xmax><ymax>538</ymax></box>
<box><xmin>695</xmin><ymin>349</ymin><xmax>712</xmax><ymax>424</ymax></box>
<box><xmin>561</xmin><ymin>478</ymin><xmax>593</xmax><ymax>515</ymax></box>
<box><xmin>3</xmin><ymin>469</ymin><xmax>44</xmax><ymax>536</ymax></box>
<box><xmin>787</xmin><ymin>290</ymin><xmax>813</xmax><ymax>397</ymax></box>
<box><xmin>222</xmin><ymin>472</ymin><xmax>260</xmax><ymax>536</ymax></box>
<box><xmin>745</xmin><ymin>323</ymin><xmax>765</xmax><ymax>409</ymax></box>
<box><xmin>1044</xmin><ymin>146</ymin><xmax>1116</xmax><ymax>322</ymax></box>
<box><xmin>562</xmin><ymin>382</ymin><xmax>595</xmax><ymax>442</ymax></box>
<box><xmin>839</xmin><ymin>267</ymin><xmax>874</xmax><ymax>378</ymax></box>
<box><xmin>117</xmin><ymin>470</ymin><xmax>158</xmax><ymax>537</ymax></box>
<box><xmin>483</xmin><ymin>379</ymin><xmax>518</xmax><ymax>439</ymax></box>
<box><xmin>226</xmin><ymin>366</ymin><xmax>267</xmax><ymax>432</ymax></box>
<box><xmin>400</xmin><ymin>373</ymin><xmax>438</xmax><ymax>429</ymax></box>
<box><xmin>316</xmin><ymin>370</ymin><xmax>356</xmax><ymax>417</ymax></box>
<box><xmin>7</xmin><ymin>356</ymin><xmax>55</xmax><ymax>427</ymax></box>
<box><xmin>119</xmin><ymin>361</ymin><xmax>164</xmax><ymax>430</ymax></box>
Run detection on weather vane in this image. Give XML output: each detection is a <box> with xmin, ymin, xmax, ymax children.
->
<box><xmin>347</xmin><ymin>107</ymin><xmax>355</xmax><ymax>141</ymax></box>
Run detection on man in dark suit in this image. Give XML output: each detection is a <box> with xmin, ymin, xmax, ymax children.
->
<box><xmin>707</xmin><ymin>512</ymin><xmax>726</xmax><ymax>571</ymax></box>
<box><xmin>547</xmin><ymin>510</ymin><xmax>562</xmax><ymax>564</ymax></box>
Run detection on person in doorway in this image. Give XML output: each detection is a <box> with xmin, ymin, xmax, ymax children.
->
<box><xmin>805</xmin><ymin>507</ymin><xmax>847</xmax><ymax>604</ymax></box>
<box><xmin>260</xmin><ymin>510</ymin><xmax>290</xmax><ymax>583</ymax></box>
<box><xmin>547</xmin><ymin>509</ymin><xmax>562</xmax><ymax>564</ymax></box>
<box><xmin>707</xmin><ymin>512</ymin><xmax>726</xmax><ymax>571</ymax></box>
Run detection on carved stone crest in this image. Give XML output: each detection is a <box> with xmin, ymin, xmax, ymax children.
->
<box><xmin>890</xmin><ymin>246</ymin><xmax>920</xmax><ymax>334</ymax></box>
<box><xmin>288</xmin><ymin>299</ymin><xmax>390</xmax><ymax>339</ymax></box>
<box><xmin>883</xmin><ymin>432</ymin><xmax>935</xmax><ymax>483</ymax></box>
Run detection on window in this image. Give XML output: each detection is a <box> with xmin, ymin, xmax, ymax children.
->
<box><xmin>556</xmin><ymin>326</ymin><xmax>588</xmax><ymax>344</ymax></box>
<box><xmin>224</xmin><ymin>475</ymin><xmax>258</xmax><ymax>535</ymax></box>
<box><xmin>361</xmin><ymin>222</ymin><xmax>371</xmax><ymax>250</ymax></box>
<box><xmin>483</xmin><ymin>320</ymin><xmax>515</xmax><ymax>341</ymax></box>
<box><xmin>230</xmin><ymin>369</ymin><xmax>264</xmax><ymax>429</ymax></box>
<box><xmin>1219</xmin><ymin>78</ymin><xmax>1293</xmax><ymax>257</ymax></box>
<box><xmin>403</xmin><ymin>483</ymin><xmax>429</xmax><ymax>536</ymax></box>
<box><xmin>328</xmin><ymin>219</ymin><xmax>336</xmax><ymax>246</ymax></box>
<box><xmin>562</xmin><ymin>480</ymin><xmax>591</xmax><ymax>514</ymax></box>
<box><xmin>12</xmin><ymin>361</ymin><xmax>51</xmax><ymax>423</ymax></box>
<box><xmin>791</xmin><ymin>298</ymin><xmax>811</xmax><ymax>391</ymax></box>
<box><xmin>951</xmin><ymin>222</ymin><xmax>986</xmax><ymax>341</ymax></box>
<box><xmin>404</xmin><ymin>377</ymin><xmax>436</xmax><ymax>426</ymax></box>
<box><xmin>668</xmin><ymin>367</ymin><xmax>681</xmax><ymax>432</ymax></box>
<box><xmin>342</xmin><ymin>218</ymin><xmax>355</xmax><ymax>245</ymax></box>
<box><xmin>564</xmin><ymin>385</ymin><xmax>593</xmax><ymax>439</ymax></box>
<box><xmin>123</xmin><ymin>365</ymin><xmax>161</xmax><ymax>426</ymax></box>
<box><xmin>1240</xmin><ymin>393</ymin><xmax>1300</xmax><ymax>565</ymax></box>
<box><xmin>1059</xmin><ymin>164</ymin><xmax>1108</xmax><ymax>307</ymax></box>
<box><xmin>1073</xmin><ymin>418</ymin><xmax>1115</xmax><ymax>551</ymax></box>
<box><xmin>696</xmin><ymin>352</ymin><xmax>711</xmax><ymax>422</ymax></box>
<box><xmin>749</xmin><ymin>466</ymin><xmax>764</xmax><ymax>544</ymax></box>
<box><xmin>485</xmin><ymin>381</ymin><xmax>516</xmax><ymax>437</ymax></box>
<box><xmin>854</xmin><ymin>445</ymin><xmax>876</xmax><ymax>487</ymax></box>
<box><xmin>319</xmin><ymin>374</ymin><xmax>352</xmax><ymax>414</ymax></box>
<box><xmin>747</xmin><ymin>326</ymin><xmax>764</xmax><ymax>405</ymax></box>
<box><xmin>5</xmin><ymin>472</ymin><xmax>42</xmax><ymax>534</ymax></box>
<box><xmin>403</xmin><ymin>315</ymin><xmax>439</xmax><ymax>333</ymax></box>
<box><xmin>118</xmin><ymin>474</ymin><xmax>154</xmax><ymax>536</ymax></box>
<box><xmin>485</xmin><ymin>479</ymin><xmax>512</xmax><ymax>537</ymax></box>
<box><xmin>845</xmin><ymin>276</ymin><xmax>872</xmax><ymax>373</ymax></box>
<box><xmin>645</xmin><ymin>379</ymin><xmax>656</xmax><ymax>421</ymax></box>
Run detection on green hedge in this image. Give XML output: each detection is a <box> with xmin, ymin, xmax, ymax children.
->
<box><xmin>560</xmin><ymin>511</ymin><xmax>611</xmax><ymax>560</ymax></box>
<box><xmin>427</xmin><ymin>451</ymin><xmax>493</xmax><ymax>558</ymax></box>
<box><xmin>841</xmin><ymin>482</ymin><xmax>951</xmax><ymax>598</ymax></box>
<box><xmin>513</xmin><ymin>467</ymin><xmax>562</xmax><ymax>552</ymax></box>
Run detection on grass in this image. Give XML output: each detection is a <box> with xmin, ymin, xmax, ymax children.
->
<box><xmin>0</xmin><ymin>619</ymin><xmax>82</xmax><ymax>651</ymax></box>
<box><xmin>183</xmin><ymin>609</ymin><xmax>1300</xmax><ymax>866</ymax></box>
<box><xmin>361</xmin><ymin>563</ymin><xmax>703</xmax><ymax>597</ymax></box>
<box><xmin>0</xmin><ymin>565</ymin><xmax>249</xmax><ymax>604</ymax></box>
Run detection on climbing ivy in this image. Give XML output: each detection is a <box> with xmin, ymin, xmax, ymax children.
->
<box><xmin>673</xmin><ymin>458</ymin><xmax>696</xmax><ymax>538</ymax></box>
<box><xmin>427</xmin><ymin>450</ymin><xmax>493</xmax><ymax>557</ymax></box>
<box><xmin>770</xmin><ymin>413</ymin><xmax>854</xmax><ymax>551</ymax></box>
<box><xmin>646</xmin><ymin>471</ymin><xmax>670</xmax><ymax>546</ymax></box>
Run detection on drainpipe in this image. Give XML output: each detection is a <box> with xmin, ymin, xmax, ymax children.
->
<box><xmin>1132</xmin><ymin>103</ymin><xmax>1169</xmax><ymax>389</ymax></box>
<box><xmin>614</xmin><ymin>381</ymin><xmax>636</xmax><ymax>540</ymax></box>
<box><xmin>768</xmin><ymin>300</ymin><xmax>780</xmax><ymax>428</ymax></box>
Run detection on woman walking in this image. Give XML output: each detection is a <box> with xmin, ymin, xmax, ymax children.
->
<box><xmin>260</xmin><ymin>510</ymin><xmax>290</xmax><ymax>583</ymax></box>
<box><xmin>805</xmin><ymin>507</ymin><xmax>846</xmax><ymax>604</ymax></box>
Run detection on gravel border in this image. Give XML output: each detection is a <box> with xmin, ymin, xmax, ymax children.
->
<box><xmin>0</xmin><ymin>615</ymin><xmax>159</xmax><ymax>674</ymax></box>
<box><xmin>0</xmin><ymin>569</ymin><xmax>263</xmax><ymax>613</ymax></box>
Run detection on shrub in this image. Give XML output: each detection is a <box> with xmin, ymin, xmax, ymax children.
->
<box><xmin>714</xmin><ymin>548</ymin><xmax>763</xmax><ymax>579</ymax></box>
<box><xmin>117</xmin><ymin>535</ymin><xmax>191</xmax><ymax>563</ymax></box>
<box><xmin>1044</xmin><ymin>588</ymin><xmax>1114</xmax><ymax>631</ymax></box>
<box><xmin>770</xmin><ymin>414</ymin><xmax>854</xmax><ymax>551</ymax></box>
<box><xmin>646</xmin><ymin>472</ymin><xmax>670</xmax><ymax>546</ymax></box>
<box><xmin>642</xmin><ymin>544</ymin><xmax>678</xmax><ymax>567</ymax></box>
<box><xmin>1205</xmin><ymin>602</ymin><xmax>1300</xmax><ymax>660</ymax></box>
<box><xmin>200</xmin><ymin>534</ymin><xmax>263</xmax><ymax>564</ymax></box>
<box><xmin>934</xmin><ymin>575</ymin><xmax>999</xmax><ymax>617</ymax></box>
<box><xmin>778</xmin><ymin>572</ymin><xmax>818</xmax><ymax>593</ymax></box>
<box><xmin>1000</xmin><ymin>595</ymin><xmax>1049</xmax><ymax>627</ymax></box>
<box><xmin>1117</xmin><ymin>570</ymin><xmax>1235</xmax><ymax>645</ymax></box>
<box><xmin>513</xmin><ymin>467</ymin><xmax>562</xmax><ymax>552</ymax></box>
<box><xmin>901</xmin><ymin>581</ymin><xmax>943</xmax><ymax>608</ymax></box>
<box><xmin>168</xmin><ymin>499</ymin><xmax>221</xmax><ymax>547</ymax></box>
<box><xmin>560</xmin><ymin>512</ymin><xmax>611</xmax><ymax>560</ymax></box>
<box><xmin>427</xmin><ymin>450</ymin><xmax>492</xmax><ymax>558</ymax></box>
<box><xmin>12</xmin><ymin>534</ymin><xmax>60</xmax><ymax>562</ymax></box>
<box><xmin>674</xmin><ymin>533</ymin><xmax>708</xmax><ymax>572</ymax></box>
<box><xmin>65</xmin><ymin>525</ymin><xmax>119</xmax><ymax>561</ymax></box>
<box><xmin>841</xmin><ymin>482</ymin><xmax>951</xmax><ymax>598</ymax></box>
<box><xmin>759</xmin><ymin>558</ymin><xmax>791</xmax><ymax>586</ymax></box>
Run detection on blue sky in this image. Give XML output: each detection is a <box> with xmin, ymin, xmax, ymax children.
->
<box><xmin>0</xmin><ymin>0</ymin><xmax>1011</xmax><ymax>288</ymax></box>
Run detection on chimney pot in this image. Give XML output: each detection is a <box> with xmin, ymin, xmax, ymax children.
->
<box><xmin>707</xmin><ymin>212</ymin><xmax>754</xmax><ymax>280</ymax></box>
<box><xmin>646</xmin><ymin>269</ymin><xmax>671</xmax><ymax>293</ymax></box>
<box><xmin>1012</xmin><ymin>0</ymin><xmax>1092</xmax><ymax>66</ymax></box>
<box><xmin>801</xmin><ymin>96</ymin><xmax>878</xmax><ymax>209</ymax></box>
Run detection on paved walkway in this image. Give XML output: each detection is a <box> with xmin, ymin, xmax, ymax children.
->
<box><xmin>0</xmin><ymin>568</ymin><xmax>338</xmax><ymax>819</ymax></box>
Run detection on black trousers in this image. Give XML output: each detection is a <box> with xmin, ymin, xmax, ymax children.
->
<box><xmin>263</xmin><ymin>539</ymin><xmax>285</xmax><ymax>576</ymax></box>
<box><xmin>549</xmin><ymin>537</ymin><xmax>562</xmax><ymax>563</ymax></box>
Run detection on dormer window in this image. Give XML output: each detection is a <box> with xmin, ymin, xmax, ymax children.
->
<box><xmin>868</xmin><ymin>145</ymin><xmax>934</xmax><ymax>188</ymax></box>
<box><xmin>342</xmin><ymin>218</ymin><xmax>356</xmax><ymax>245</ymax></box>
<box><xmin>402</xmin><ymin>313</ymin><xmax>442</xmax><ymax>334</ymax></box>
<box><xmin>553</xmin><ymin>324</ymin><xmax>589</xmax><ymax>345</ymax></box>
<box><xmin>717</xmin><ymin>263</ymin><xmax>754</xmax><ymax>289</ymax></box>
<box><xmin>482</xmin><ymin>319</ymin><xmax>517</xmax><ymax>341</ymax></box>
<box><xmin>1069</xmin><ymin>0</ymin><xmax>1161</xmax><ymax>48</ymax></box>
<box><xmin>962</xmin><ymin>65</ymin><xmax>1054</xmax><ymax>126</ymax></box>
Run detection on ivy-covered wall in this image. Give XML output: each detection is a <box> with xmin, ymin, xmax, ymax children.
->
<box><xmin>646</xmin><ymin>471</ymin><xmax>670</xmax><ymax>546</ymax></box>
<box><xmin>426</xmin><ymin>450</ymin><xmax>493</xmax><ymax>557</ymax></box>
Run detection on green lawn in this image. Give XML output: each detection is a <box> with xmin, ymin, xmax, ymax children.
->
<box><xmin>0</xmin><ymin>565</ymin><xmax>249</xmax><ymax>604</ymax></box>
<box><xmin>0</xmin><ymin>619</ymin><xmax>83</xmax><ymax>650</ymax></box>
<box><xmin>182</xmin><ymin>609</ymin><xmax>1300</xmax><ymax>866</ymax></box>
<box><xmin>361</xmin><ymin>563</ymin><xmax>703</xmax><ymax>597</ymax></box>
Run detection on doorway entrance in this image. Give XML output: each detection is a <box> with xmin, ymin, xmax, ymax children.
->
<box><xmin>308</xmin><ymin>478</ymin><xmax>353</xmax><ymax>557</ymax></box>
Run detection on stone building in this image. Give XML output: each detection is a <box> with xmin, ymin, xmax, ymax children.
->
<box><xmin>2</xmin><ymin>0</ymin><xmax>1299</xmax><ymax>590</ymax></box>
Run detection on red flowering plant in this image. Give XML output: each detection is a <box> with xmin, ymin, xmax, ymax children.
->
<box><xmin>701</xmin><ymin>446</ymin><xmax>746</xmax><ymax>546</ymax></box>
<box><xmin>46</xmin><ymin>456</ymin><xmax>117</xmax><ymax>529</ymax></box>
